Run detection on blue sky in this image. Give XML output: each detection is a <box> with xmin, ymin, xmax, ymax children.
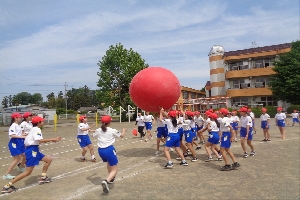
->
<box><xmin>0</xmin><ymin>0</ymin><xmax>299</xmax><ymax>103</ymax></box>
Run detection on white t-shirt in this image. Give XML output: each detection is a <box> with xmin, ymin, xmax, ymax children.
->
<box><xmin>275</xmin><ymin>113</ymin><xmax>286</xmax><ymax>120</ymax></box>
<box><xmin>93</xmin><ymin>127</ymin><xmax>121</xmax><ymax>148</ymax></box>
<box><xmin>25</xmin><ymin>126</ymin><xmax>43</xmax><ymax>146</ymax></box>
<box><xmin>177</xmin><ymin>116</ymin><xmax>184</xmax><ymax>128</ymax></box>
<box><xmin>219</xmin><ymin>117</ymin><xmax>231</xmax><ymax>132</ymax></box>
<box><xmin>260</xmin><ymin>114</ymin><xmax>270</xmax><ymax>121</ymax></box>
<box><xmin>162</xmin><ymin>119</ymin><xmax>178</xmax><ymax>133</ymax></box>
<box><xmin>20</xmin><ymin>121</ymin><xmax>33</xmax><ymax>135</ymax></box>
<box><xmin>194</xmin><ymin>116</ymin><xmax>204</xmax><ymax>127</ymax></box>
<box><xmin>249</xmin><ymin>112</ymin><xmax>255</xmax><ymax>121</ymax></box>
<box><xmin>136</xmin><ymin>116</ymin><xmax>145</xmax><ymax>126</ymax></box>
<box><xmin>241</xmin><ymin>116</ymin><xmax>253</xmax><ymax>128</ymax></box>
<box><xmin>231</xmin><ymin>116</ymin><xmax>240</xmax><ymax>123</ymax></box>
<box><xmin>156</xmin><ymin>118</ymin><xmax>165</xmax><ymax>128</ymax></box>
<box><xmin>182</xmin><ymin>120</ymin><xmax>191</xmax><ymax>131</ymax></box>
<box><xmin>209</xmin><ymin>120</ymin><xmax>219</xmax><ymax>132</ymax></box>
<box><xmin>291</xmin><ymin>113</ymin><xmax>299</xmax><ymax>118</ymax></box>
<box><xmin>144</xmin><ymin>115</ymin><xmax>154</xmax><ymax>123</ymax></box>
<box><xmin>9</xmin><ymin>123</ymin><xmax>22</xmax><ymax>139</ymax></box>
<box><xmin>78</xmin><ymin>123</ymin><xmax>89</xmax><ymax>135</ymax></box>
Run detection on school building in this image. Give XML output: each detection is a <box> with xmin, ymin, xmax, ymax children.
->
<box><xmin>206</xmin><ymin>42</ymin><xmax>292</xmax><ymax>110</ymax></box>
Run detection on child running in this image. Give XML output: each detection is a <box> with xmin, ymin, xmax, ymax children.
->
<box><xmin>154</xmin><ymin>113</ymin><xmax>168</xmax><ymax>155</ymax></box>
<box><xmin>135</xmin><ymin>113</ymin><xmax>145</xmax><ymax>139</ymax></box>
<box><xmin>77</xmin><ymin>116</ymin><xmax>96</xmax><ymax>162</ymax></box>
<box><xmin>275</xmin><ymin>107</ymin><xmax>289</xmax><ymax>139</ymax></box>
<box><xmin>159</xmin><ymin>108</ymin><xmax>188</xmax><ymax>168</ymax></box>
<box><xmin>238</xmin><ymin>107</ymin><xmax>255</xmax><ymax>158</ymax></box>
<box><xmin>229</xmin><ymin>111</ymin><xmax>239</xmax><ymax>142</ymax></box>
<box><xmin>218</xmin><ymin>108</ymin><xmax>241</xmax><ymax>171</ymax></box>
<box><xmin>2</xmin><ymin>116</ymin><xmax>62</xmax><ymax>194</ymax></box>
<box><xmin>291</xmin><ymin>110</ymin><xmax>300</xmax><ymax>127</ymax></box>
<box><xmin>2</xmin><ymin>113</ymin><xmax>26</xmax><ymax>180</ymax></box>
<box><xmin>144</xmin><ymin>112</ymin><xmax>154</xmax><ymax>142</ymax></box>
<box><xmin>260</xmin><ymin>108</ymin><xmax>271</xmax><ymax>142</ymax></box>
<box><xmin>194</xmin><ymin>111</ymin><xmax>204</xmax><ymax>150</ymax></box>
<box><xmin>92</xmin><ymin>115</ymin><xmax>126</xmax><ymax>194</ymax></box>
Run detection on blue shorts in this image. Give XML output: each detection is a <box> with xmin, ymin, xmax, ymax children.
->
<box><xmin>220</xmin><ymin>132</ymin><xmax>231</xmax><ymax>149</ymax></box>
<box><xmin>178</xmin><ymin>127</ymin><xmax>184</xmax><ymax>140</ymax></box>
<box><xmin>8</xmin><ymin>138</ymin><xmax>25</xmax><ymax>157</ymax></box>
<box><xmin>197</xmin><ymin>125</ymin><xmax>203</xmax><ymax>131</ymax></box>
<box><xmin>77</xmin><ymin>135</ymin><xmax>92</xmax><ymax>148</ymax></box>
<box><xmin>25</xmin><ymin>145</ymin><xmax>45</xmax><ymax>167</ymax></box>
<box><xmin>261</xmin><ymin>121</ymin><xmax>269</xmax><ymax>129</ymax></box>
<box><xmin>230</xmin><ymin>122</ymin><xmax>238</xmax><ymax>131</ymax></box>
<box><xmin>98</xmin><ymin>145</ymin><xmax>118</xmax><ymax>166</ymax></box>
<box><xmin>207</xmin><ymin>131</ymin><xmax>219</xmax><ymax>144</ymax></box>
<box><xmin>240</xmin><ymin>127</ymin><xmax>253</xmax><ymax>140</ymax></box>
<box><xmin>277</xmin><ymin>119</ymin><xmax>285</xmax><ymax>127</ymax></box>
<box><xmin>145</xmin><ymin>122</ymin><xmax>152</xmax><ymax>130</ymax></box>
<box><xmin>165</xmin><ymin>133</ymin><xmax>180</xmax><ymax>148</ymax></box>
<box><xmin>157</xmin><ymin>127</ymin><xmax>168</xmax><ymax>138</ymax></box>
<box><xmin>293</xmin><ymin>118</ymin><xmax>299</xmax><ymax>123</ymax></box>
<box><xmin>184</xmin><ymin>130</ymin><xmax>196</xmax><ymax>143</ymax></box>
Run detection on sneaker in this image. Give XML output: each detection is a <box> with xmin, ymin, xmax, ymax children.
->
<box><xmin>205</xmin><ymin>157</ymin><xmax>213</xmax><ymax>162</ymax></box>
<box><xmin>164</xmin><ymin>162</ymin><xmax>174</xmax><ymax>168</ymax></box>
<box><xmin>39</xmin><ymin>176</ymin><xmax>52</xmax><ymax>183</ymax></box>
<box><xmin>2</xmin><ymin>174</ymin><xmax>15</xmax><ymax>180</ymax></box>
<box><xmin>17</xmin><ymin>163</ymin><xmax>21</xmax><ymax>169</ymax></box>
<box><xmin>155</xmin><ymin>151</ymin><xmax>160</xmax><ymax>155</ymax></box>
<box><xmin>262</xmin><ymin>139</ymin><xmax>267</xmax><ymax>142</ymax></box>
<box><xmin>1</xmin><ymin>185</ymin><xmax>18</xmax><ymax>194</ymax></box>
<box><xmin>243</xmin><ymin>152</ymin><xmax>248</xmax><ymax>158</ymax></box>
<box><xmin>81</xmin><ymin>157</ymin><xmax>87</xmax><ymax>162</ymax></box>
<box><xmin>169</xmin><ymin>148</ymin><xmax>174</xmax><ymax>152</ymax></box>
<box><xmin>183</xmin><ymin>153</ymin><xmax>191</xmax><ymax>157</ymax></box>
<box><xmin>231</xmin><ymin>162</ymin><xmax>241</xmax><ymax>169</ymax></box>
<box><xmin>144</xmin><ymin>138</ymin><xmax>148</xmax><ymax>142</ymax></box>
<box><xmin>175</xmin><ymin>157</ymin><xmax>182</xmax><ymax>160</ymax></box>
<box><xmin>216</xmin><ymin>157</ymin><xmax>223</xmax><ymax>161</ymax></box>
<box><xmin>220</xmin><ymin>165</ymin><xmax>232</xmax><ymax>171</ymax></box>
<box><xmin>108</xmin><ymin>177</ymin><xmax>115</xmax><ymax>184</ymax></box>
<box><xmin>234</xmin><ymin>138</ymin><xmax>238</xmax><ymax>142</ymax></box>
<box><xmin>191</xmin><ymin>157</ymin><xmax>198</xmax><ymax>162</ymax></box>
<box><xmin>101</xmin><ymin>180</ymin><xmax>110</xmax><ymax>193</ymax></box>
<box><xmin>179</xmin><ymin>161</ymin><xmax>188</xmax><ymax>166</ymax></box>
<box><xmin>250</xmin><ymin>151</ymin><xmax>256</xmax><ymax>156</ymax></box>
<box><xmin>17</xmin><ymin>167</ymin><xmax>25</xmax><ymax>173</ymax></box>
<box><xmin>195</xmin><ymin>146</ymin><xmax>201</xmax><ymax>150</ymax></box>
<box><xmin>267</xmin><ymin>139</ymin><xmax>271</xmax><ymax>142</ymax></box>
<box><xmin>91</xmin><ymin>158</ymin><xmax>96</xmax><ymax>162</ymax></box>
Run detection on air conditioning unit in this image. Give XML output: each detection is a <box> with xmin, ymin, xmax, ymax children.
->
<box><xmin>240</xmin><ymin>83</ymin><xmax>250</xmax><ymax>89</ymax></box>
<box><xmin>255</xmin><ymin>63</ymin><xmax>263</xmax><ymax>68</ymax></box>
<box><xmin>255</xmin><ymin>82</ymin><xmax>265</xmax><ymax>88</ymax></box>
<box><xmin>239</xmin><ymin>65</ymin><xmax>249</xmax><ymax>70</ymax></box>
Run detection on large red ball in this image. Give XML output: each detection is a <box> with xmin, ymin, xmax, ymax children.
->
<box><xmin>129</xmin><ymin>67</ymin><xmax>181</xmax><ymax>112</ymax></box>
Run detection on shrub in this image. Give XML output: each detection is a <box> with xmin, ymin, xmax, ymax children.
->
<box><xmin>287</xmin><ymin>105</ymin><xmax>300</xmax><ymax>114</ymax></box>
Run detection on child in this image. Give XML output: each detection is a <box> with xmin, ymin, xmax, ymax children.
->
<box><xmin>203</xmin><ymin>112</ymin><xmax>223</xmax><ymax>162</ymax></box>
<box><xmin>182</xmin><ymin>111</ymin><xmax>198</xmax><ymax>162</ymax></box>
<box><xmin>144</xmin><ymin>112</ymin><xmax>155</xmax><ymax>141</ymax></box>
<box><xmin>77</xmin><ymin>116</ymin><xmax>96</xmax><ymax>162</ymax></box>
<box><xmin>291</xmin><ymin>110</ymin><xmax>300</xmax><ymax>127</ymax></box>
<box><xmin>229</xmin><ymin>111</ymin><xmax>239</xmax><ymax>142</ymax></box>
<box><xmin>92</xmin><ymin>115</ymin><xmax>126</xmax><ymax>194</ymax></box>
<box><xmin>18</xmin><ymin>112</ymin><xmax>33</xmax><ymax>171</ymax></box>
<box><xmin>160</xmin><ymin>108</ymin><xmax>188</xmax><ymax>168</ymax></box>
<box><xmin>2</xmin><ymin>113</ymin><xmax>26</xmax><ymax>180</ymax></box>
<box><xmin>2</xmin><ymin>116</ymin><xmax>62</xmax><ymax>194</ymax></box>
<box><xmin>247</xmin><ymin>108</ymin><xmax>256</xmax><ymax>134</ymax></box>
<box><xmin>194</xmin><ymin>111</ymin><xmax>204</xmax><ymax>149</ymax></box>
<box><xmin>275</xmin><ymin>107</ymin><xmax>289</xmax><ymax>139</ymax></box>
<box><xmin>260</xmin><ymin>108</ymin><xmax>271</xmax><ymax>141</ymax></box>
<box><xmin>218</xmin><ymin>108</ymin><xmax>240</xmax><ymax>171</ymax></box>
<box><xmin>154</xmin><ymin>114</ymin><xmax>168</xmax><ymax>155</ymax></box>
<box><xmin>135</xmin><ymin>113</ymin><xmax>145</xmax><ymax>139</ymax></box>
<box><xmin>238</xmin><ymin>107</ymin><xmax>255</xmax><ymax>158</ymax></box>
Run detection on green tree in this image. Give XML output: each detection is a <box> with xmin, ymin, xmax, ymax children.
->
<box><xmin>269</xmin><ymin>41</ymin><xmax>300</xmax><ymax>104</ymax></box>
<box><xmin>96</xmin><ymin>43</ymin><xmax>148</xmax><ymax>108</ymax></box>
<box><xmin>15</xmin><ymin>92</ymin><xmax>32</xmax><ymax>105</ymax></box>
<box><xmin>1</xmin><ymin>96</ymin><xmax>8</xmax><ymax>108</ymax></box>
<box><xmin>31</xmin><ymin>93</ymin><xmax>43</xmax><ymax>104</ymax></box>
<box><xmin>46</xmin><ymin>92</ymin><xmax>55</xmax><ymax>101</ymax></box>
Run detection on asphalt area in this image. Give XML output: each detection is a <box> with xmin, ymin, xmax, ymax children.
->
<box><xmin>0</xmin><ymin>119</ymin><xmax>299</xmax><ymax>200</ymax></box>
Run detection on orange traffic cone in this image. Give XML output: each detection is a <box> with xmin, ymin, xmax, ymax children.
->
<box><xmin>132</xmin><ymin>128</ymin><xmax>137</xmax><ymax>136</ymax></box>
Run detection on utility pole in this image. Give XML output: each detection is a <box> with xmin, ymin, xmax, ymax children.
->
<box><xmin>64</xmin><ymin>82</ymin><xmax>68</xmax><ymax>119</ymax></box>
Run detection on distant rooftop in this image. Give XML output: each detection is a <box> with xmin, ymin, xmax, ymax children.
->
<box><xmin>224</xmin><ymin>43</ymin><xmax>292</xmax><ymax>57</ymax></box>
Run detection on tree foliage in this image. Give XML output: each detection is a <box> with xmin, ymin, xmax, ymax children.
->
<box><xmin>269</xmin><ymin>40</ymin><xmax>300</xmax><ymax>104</ymax></box>
<box><xmin>96</xmin><ymin>43</ymin><xmax>148</xmax><ymax>108</ymax></box>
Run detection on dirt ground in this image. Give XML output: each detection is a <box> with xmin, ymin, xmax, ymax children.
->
<box><xmin>0</xmin><ymin>118</ymin><xmax>299</xmax><ymax>200</ymax></box>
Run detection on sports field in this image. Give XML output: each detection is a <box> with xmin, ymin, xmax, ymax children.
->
<box><xmin>0</xmin><ymin>119</ymin><xmax>299</xmax><ymax>200</ymax></box>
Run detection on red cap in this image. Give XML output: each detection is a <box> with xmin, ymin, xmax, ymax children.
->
<box><xmin>101</xmin><ymin>115</ymin><xmax>112</xmax><ymax>123</ymax></box>
<box><xmin>23</xmin><ymin>112</ymin><xmax>33</xmax><ymax>118</ymax></box>
<box><xmin>186</xmin><ymin>111</ymin><xmax>194</xmax><ymax>117</ymax></box>
<box><xmin>79</xmin><ymin>116</ymin><xmax>87</xmax><ymax>121</ymax></box>
<box><xmin>261</xmin><ymin>108</ymin><xmax>267</xmax><ymax>112</ymax></box>
<box><xmin>32</xmin><ymin>116</ymin><xmax>44</xmax><ymax>123</ymax></box>
<box><xmin>168</xmin><ymin>110</ymin><xmax>177</xmax><ymax>117</ymax></box>
<box><xmin>277</xmin><ymin>107</ymin><xmax>282</xmax><ymax>111</ymax></box>
<box><xmin>194</xmin><ymin>111</ymin><xmax>200</xmax><ymax>115</ymax></box>
<box><xmin>11</xmin><ymin>112</ymin><xmax>22</xmax><ymax>119</ymax></box>
<box><xmin>219</xmin><ymin>108</ymin><xmax>229</xmax><ymax>115</ymax></box>
<box><xmin>208</xmin><ymin>112</ymin><xmax>218</xmax><ymax>119</ymax></box>
<box><xmin>238</xmin><ymin>107</ymin><xmax>248</xmax><ymax>112</ymax></box>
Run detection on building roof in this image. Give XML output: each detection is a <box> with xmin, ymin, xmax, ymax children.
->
<box><xmin>224</xmin><ymin>43</ymin><xmax>291</xmax><ymax>57</ymax></box>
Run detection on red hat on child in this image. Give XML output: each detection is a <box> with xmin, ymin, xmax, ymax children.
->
<box><xmin>79</xmin><ymin>116</ymin><xmax>87</xmax><ymax>121</ymax></box>
<box><xmin>32</xmin><ymin>116</ymin><xmax>44</xmax><ymax>123</ymax></box>
<box><xmin>208</xmin><ymin>112</ymin><xmax>218</xmax><ymax>119</ymax></box>
<box><xmin>219</xmin><ymin>108</ymin><xmax>229</xmax><ymax>115</ymax></box>
<box><xmin>11</xmin><ymin>112</ymin><xmax>22</xmax><ymax>119</ymax></box>
<box><xmin>261</xmin><ymin>108</ymin><xmax>267</xmax><ymax>112</ymax></box>
<box><xmin>101</xmin><ymin>115</ymin><xmax>112</xmax><ymax>123</ymax></box>
<box><xmin>168</xmin><ymin>110</ymin><xmax>177</xmax><ymax>117</ymax></box>
<box><xmin>277</xmin><ymin>107</ymin><xmax>283</xmax><ymax>111</ymax></box>
<box><xmin>23</xmin><ymin>112</ymin><xmax>33</xmax><ymax>118</ymax></box>
<box><xmin>238</xmin><ymin>107</ymin><xmax>248</xmax><ymax>112</ymax></box>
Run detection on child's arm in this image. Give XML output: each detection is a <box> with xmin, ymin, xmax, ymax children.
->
<box><xmin>40</xmin><ymin>137</ymin><xmax>62</xmax><ymax>143</ymax></box>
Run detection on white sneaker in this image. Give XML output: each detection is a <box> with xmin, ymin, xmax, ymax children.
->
<box><xmin>17</xmin><ymin>167</ymin><xmax>25</xmax><ymax>173</ymax></box>
<box><xmin>155</xmin><ymin>151</ymin><xmax>160</xmax><ymax>155</ymax></box>
<box><xmin>2</xmin><ymin>174</ymin><xmax>15</xmax><ymax>180</ymax></box>
<box><xmin>169</xmin><ymin>148</ymin><xmax>174</xmax><ymax>152</ymax></box>
<box><xmin>101</xmin><ymin>180</ymin><xmax>109</xmax><ymax>193</ymax></box>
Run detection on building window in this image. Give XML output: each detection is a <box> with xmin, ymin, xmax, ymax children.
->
<box><xmin>253</xmin><ymin>57</ymin><xmax>275</xmax><ymax>68</ymax></box>
<box><xmin>190</xmin><ymin>92</ymin><xmax>196</xmax><ymax>99</ymax></box>
<box><xmin>256</xmin><ymin>96</ymin><xmax>277</xmax><ymax>106</ymax></box>
<box><xmin>231</xmin><ymin>79</ymin><xmax>245</xmax><ymax>89</ymax></box>
<box><xmin>182</xmin><ymin>91</ymin><xmax>188</xmax><ymax>99</ymax></box>
<box><xmin>232</xmin><ymin>97</ymin><xmax>250</xmax><ymax>107</ymax></box>
<box><xmin>254</xmin><ymin>77</ymin><xmax>270</xmax><ymax>87</ymax></box>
